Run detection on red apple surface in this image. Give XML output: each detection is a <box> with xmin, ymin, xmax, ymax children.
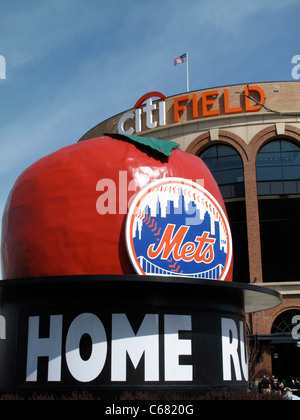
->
<box><xmin>1</xmin><ymin>135</ymin><xmax>233</xmax><ymax>281</ymax></box>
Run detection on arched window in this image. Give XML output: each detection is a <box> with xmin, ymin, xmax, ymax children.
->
<box><xmin>256</xmin><ymin>139</ymin><xmax>300</xmax><ymax>195</ymax></box>
<box><xmin>199</xmin><ymin>145</ymin><xmax>244</xmax><ymax>199</ymax></box>
<box><xmin>257</xmin><ymin>139</ymin><xmax>300</xmax><ymax>283</ymax></box>
<box><xmin>271</xmin><ymin>310</ymin><xmax>300</xmax><ymax>380</ymax></box>
<box><xmin>199</xmin><ymin>145</ymin><xmax>249</xmax><ymax>283</ymax></box>
<box><xmin>271</xmin><ymin>310</ymin><xmax>300</xmax><ymax>335</ymax></box>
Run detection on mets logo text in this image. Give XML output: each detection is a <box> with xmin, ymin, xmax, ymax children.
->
<box><xmin>126</xmin><ymin>178</ymin><xmax>232</xmax><ymax>280</ymax></box>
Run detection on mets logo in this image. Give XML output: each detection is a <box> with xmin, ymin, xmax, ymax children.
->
<box><xmin>126</xmin><ymin>177</ymin><xmax>232</xmax><ymax>280</ymax></box>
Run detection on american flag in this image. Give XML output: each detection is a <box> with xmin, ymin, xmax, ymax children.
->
<box><xmin>174</xmin><ymin>53</ymin><xmax>187</xmax><ymax>66</ymax></box>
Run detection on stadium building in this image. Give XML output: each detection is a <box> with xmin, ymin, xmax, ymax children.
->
<box><xmin>79</xmin><ymin>81</ymin><xmax>300</xmax><ymax>384</ymax></box>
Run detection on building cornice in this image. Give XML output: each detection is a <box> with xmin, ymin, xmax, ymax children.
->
<box><xmin>256</xmin><ymin>282</ymin><xmax>300</xmax><ymax>295</ymax></box>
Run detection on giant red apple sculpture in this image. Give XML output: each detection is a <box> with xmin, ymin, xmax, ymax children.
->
<box><xmin>1</xmin><ymin>134</ymin><xmax>233</xmax><ymax>281</ymax></box>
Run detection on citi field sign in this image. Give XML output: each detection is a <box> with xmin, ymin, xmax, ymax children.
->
<box><xmin>118</xmin><ymin>86</ymin><xmax>265</xmax><ymax>135</ymax></box>
<box><xmin>126</xmin><ymin>178</ymin><xmax>232</xmax><ymax>280</ymax></box>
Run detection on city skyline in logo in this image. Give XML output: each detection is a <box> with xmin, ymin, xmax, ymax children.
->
<box><xmin>126</xmin><ymin>178</ymin><xmax>232</xmax><ymax>280</ymax></box>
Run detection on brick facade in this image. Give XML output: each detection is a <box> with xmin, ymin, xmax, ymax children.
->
<box><xmin>79</xmin><ymin>81</ymin><xmax>300</xmax><ymax>379</ymax></box>
<box><xmin>185</xmin><ymin>122</ymin><xmax>300</xmax><ymax>362</ymax></box>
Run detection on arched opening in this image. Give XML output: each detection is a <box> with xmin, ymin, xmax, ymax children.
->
<box><xmin>256</xmin><ymin>139</ymin><xmax>300</xmax><ymax>283</ymax></box>
<box><xmin>199</xmin><ymin>144</ymin><xmax>249</xmax><ymax>283</ymax></box>
<box><xmin>256</xmin><ymin>139</ymin><xmax>300</xmax><ymax>196</ymax></box>
<box><xmin>270</xmin><ymin>310</ymin><xmax>300</xmax><ymax>383</ymax></box>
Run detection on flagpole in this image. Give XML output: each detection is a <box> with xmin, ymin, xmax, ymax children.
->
<box><xmin>186</xmin><ymin>49</ymin><xmax>189</xmax><ymax>92</ymax></box>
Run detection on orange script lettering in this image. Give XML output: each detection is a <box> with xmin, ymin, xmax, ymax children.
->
<box><xmin>147</xmin><ymin>224</ymin><xmax>216</xmax><ymax>264</ymax></box>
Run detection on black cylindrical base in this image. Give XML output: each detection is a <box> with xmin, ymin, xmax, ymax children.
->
<box><xmin>0</xmin><ymin>275</ymin><xmax>281</xmax><ymax>396</ymax></box>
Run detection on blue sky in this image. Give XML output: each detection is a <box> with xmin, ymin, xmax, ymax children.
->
<box><xmin>0</xmin><ymin>0</ymin><xmax>300</xmax><ymax>273</ymax></box>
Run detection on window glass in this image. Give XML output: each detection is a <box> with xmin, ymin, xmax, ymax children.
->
<box><xmin>256</xmin><ymin>140</ymin><xmax>300</xmax><ymax>195</ymax></box>
<box><xmin>260</xmin><ymin>141</ymin><xmax>281</xmax><ymax>152</ymax></box>
<box><xmin>200</xmin><ymin>145</ymin><xmax>244</xmax><ymax>199</ymax></box>
<box><xmin>281</xmin><ymin>142</ymin><xmax>299</xmax><ymax>152</ymax></box>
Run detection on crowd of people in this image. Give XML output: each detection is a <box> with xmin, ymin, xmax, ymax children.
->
<box><xmin>259</xmin><ymin>375</ymin><xmax>300</xmax><ymax>400</ymax></box>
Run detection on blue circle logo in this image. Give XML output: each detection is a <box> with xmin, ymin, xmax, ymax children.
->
<box><xmin>126</xmin><ymin>178</ymin><xmax>232</xmax><ymax>280</ymax></box>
